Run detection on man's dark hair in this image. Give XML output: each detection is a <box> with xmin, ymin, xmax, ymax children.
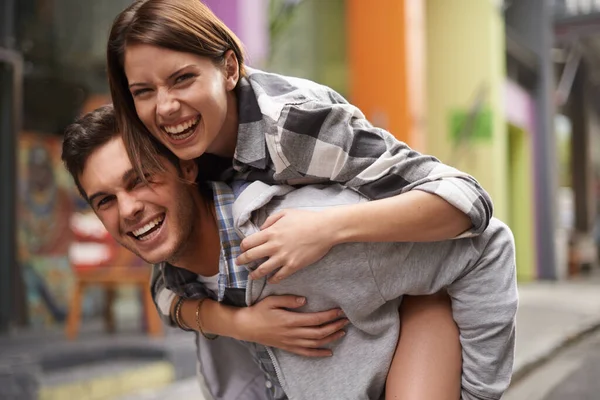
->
<box><xmin>62</xmin><ymin>104</ymin><xmax>180</xmax><ymax>200</ymax></box>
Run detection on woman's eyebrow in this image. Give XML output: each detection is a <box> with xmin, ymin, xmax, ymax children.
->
<box><xmin>128</xmin><ymin>65</ymin><xmax>194</xmax><ymax>88</ymax></box>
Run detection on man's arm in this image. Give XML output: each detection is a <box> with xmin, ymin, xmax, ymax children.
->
<box><xmin>149</xmin><ymin>264</ymin><xmax>348</xmax><ymax>357</ymax></box>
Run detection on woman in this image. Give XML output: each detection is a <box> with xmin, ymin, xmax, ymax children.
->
<box><xmin>107</xmin><ymin>0</ymin><xmax>492</xmax><ymax>398</ymax></box>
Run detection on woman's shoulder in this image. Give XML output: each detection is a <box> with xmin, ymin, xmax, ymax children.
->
<box><xmin>242</xmin><ymin>67</ymin><xmax>361</xmax><ymax>128</ymax></box>
<box><xmin>245</xmin><ymin>67</ymin><xmax>349</xmax><ymax>107</ymax></box>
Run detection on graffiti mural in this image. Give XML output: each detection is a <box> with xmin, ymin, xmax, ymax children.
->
<box><xmin>17</xmin><ymin>133</ymin><xmax>76</xmax><ymax>326</ymax></box>
<box><xmin>17</xmin><ymin>131</ymin><xmax>149</xmax><ymax>328</ymax></box>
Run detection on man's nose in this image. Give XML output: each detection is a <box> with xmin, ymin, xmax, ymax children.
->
<box><xmin>119</xmin><ymin>192</ymin><xmax>144</xmax><ymax>220</ymax></box>
<box><xmin>156</xmin><ymin>88</ymin><xmax>180</xmax><ymax>117</ymax></box>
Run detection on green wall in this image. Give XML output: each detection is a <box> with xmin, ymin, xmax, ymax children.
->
<box><xmin>267</xmin><ymin>0</ymin><xmax>348</xmax><ymax>96</ymax></box>
<box><xmin>507</xmin><ymin>125</ymin><xmax>536</xmax><ymax>281</ymax></box>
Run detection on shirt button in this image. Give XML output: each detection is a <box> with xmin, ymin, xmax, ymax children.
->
<box><xmin>265</xmin><ymin>380</ymin><xmax>273</xmax><ymax>389</ymax></box>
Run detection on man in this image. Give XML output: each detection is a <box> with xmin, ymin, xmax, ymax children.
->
<box><xmin>62</xmin><ymin>105</ymin><xmax>518</xmax><ymax>400</ymax></box>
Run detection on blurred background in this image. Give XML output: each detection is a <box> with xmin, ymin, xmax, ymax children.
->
<box><xmin>1</xmin><ymin>0</ymin><xmax>600</xmax><ymax>399</ymax></box>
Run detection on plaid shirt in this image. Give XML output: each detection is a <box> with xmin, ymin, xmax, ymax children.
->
<box><xmin>151</xmin><ymin>67</ymin><xmax>494</xmax><ymax>397</ymax></box>
<box><xmin>232</xmin><ymin>67</ymin><xmax>493</xmax><ymax>235</ymax></box>
<box><xmin>151</xmin><ymin>181</ymin><xmax>286</xmax><ymax>400</ymax></box>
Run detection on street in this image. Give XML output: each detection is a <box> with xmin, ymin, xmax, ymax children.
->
<box><xmin>506</xmin><ymin>328</ymin><xmax>600</xmax><ymax>400</ymax></box>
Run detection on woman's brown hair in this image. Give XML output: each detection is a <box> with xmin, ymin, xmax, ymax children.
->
<box><xmin>107</xmin><ymin>0</ymin><xmax>246</xmax><ymax>177</ymax></box>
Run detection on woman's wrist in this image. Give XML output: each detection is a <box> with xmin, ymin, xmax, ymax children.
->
<box><xmin>324</xmin><ymin>206</ymin><xmax>355</xmax><ymax>246</ymax></box>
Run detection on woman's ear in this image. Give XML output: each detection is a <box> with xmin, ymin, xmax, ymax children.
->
<box><xmin>223</xmin><ymin>49</ymin><xmax>240</xmax><ymax>91</ymax></box>
<box><xmin>179</xmin><ymin>159</ymin><xmax>198</xmax><ymax>183</ymax></box>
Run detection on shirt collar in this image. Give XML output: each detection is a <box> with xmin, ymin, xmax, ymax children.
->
<box><xmin>158</xmin><ymin>182</ymin><xmax>248</xmax><ymax>300</ymax></box>
<box><xmin>233</xmin><ymin>68</ymin><xmax>268</xmax><ymax>170</ymax></box>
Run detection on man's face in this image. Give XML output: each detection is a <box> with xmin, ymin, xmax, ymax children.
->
<box><xmin>79</xmin><ymin>136</ymin><xmax>199</xmax><ymax>265</ymax></box>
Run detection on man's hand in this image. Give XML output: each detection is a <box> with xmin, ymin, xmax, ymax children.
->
<box><xmin>234</xmin><ymin>295</ymin><xmax>348</xmax><ymax>357</ymax></box>
<box><xmin>236</xmin><ymin>209</ymin><xmax>337</xmax><ymax>283</ymax></box>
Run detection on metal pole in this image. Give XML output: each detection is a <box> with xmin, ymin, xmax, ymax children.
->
<box><xmin>0</xmin><ymin>47</ymin><xmax>22</xmax><ymax>333</ymax></box>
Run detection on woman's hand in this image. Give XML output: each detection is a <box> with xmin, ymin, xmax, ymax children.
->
<box><xmin>234</xmin><ymin>295</ymin><xmax>348</xmax><ymax>357</ymax></box>
<box><xmin>236</xmin><ymin>209</ymin><xmax>338</xmax><ymax>282</ymax></box>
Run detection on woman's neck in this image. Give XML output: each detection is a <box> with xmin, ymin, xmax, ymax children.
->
<box><xmin>209</xmin><ymin>91</ymin><xmax>239</xmax><ymax>158</ymax></box>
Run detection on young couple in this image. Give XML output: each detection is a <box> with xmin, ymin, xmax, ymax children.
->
<box><xmin>62</xmin><ymin>1</ymin><xmax>517</xmax><ymax>399</ymax></box>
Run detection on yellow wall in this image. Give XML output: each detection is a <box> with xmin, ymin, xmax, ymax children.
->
<box><xmin>507</xmin><ymin>124</ymin><xmax>536</xmax><ymax>281</ymax></box>
<box><xmin>426</xmin><ymin>0</ymin><xmax>508</xmax><ymax>220</ymax></box>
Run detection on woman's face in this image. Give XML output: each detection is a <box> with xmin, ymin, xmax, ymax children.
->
<box><xmin>124</xmin><ymin>44</ymin><xmax>239</xmax><ymax>160</ymax></box>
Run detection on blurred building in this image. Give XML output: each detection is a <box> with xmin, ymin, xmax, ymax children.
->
<box><xmin>0</xmin><ymin>0</ymin><xmax>273</xmax><ymax>334</ymax></box>
<box><xmin>0</xmin><ymin>0</ymin><xmax>599</xmax><ymax>336</ymax></box>
<box><xmin>553</xmin><ymin>0</ymin><xmax>600</xmax><ymax>278</ymax></box>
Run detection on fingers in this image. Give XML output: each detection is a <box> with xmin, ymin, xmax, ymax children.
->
<box><xmin>260</xmin><ymin>210</ymin><xmax>286</xmax><ymax>230</ymax></box>
<box><xmin>294</xmin><ymin>329</ymin><xmax>346</xmax><ymax>348</ymax></box>
<box><xmin>295</xmin><ymin>318</ymin><xmax>350</xmax><ymax>341</ymax></box>
<box><xmin>250</xmin><ymin>257</ymin><xmax>282</xmax><ymax>280</ymax></box>
<box><xmin>237</xmin><ymin>245</ymin><xmax>273</xmax><ymax>269</ymax></box>
<box><xmin>267</xmin><ymin>265</ymin><xmax>297</xmax><ymax>283</ymax></box>
<box><xmin>261</xmin><ymin>295</ymin><xmax>307</xmax><ymax>309</ymax></box>
<box><xmin>238</xmin><ymin>230</ymin><xmax>269</xmax><ymax>255</ymax></box>
<box><xmin>288</xmin><ymin>307</ymin><xmax>346</xmax><ymax>327</ymax></box>
<box><xmin>283</xmin><ymin>321</ymin><xmax>349</xmax><ymax>356</ymax></box>
<box><xmin>284</xmin><ymin>346</ymin><xmax>334</xmax><ymax>358</ymax></box>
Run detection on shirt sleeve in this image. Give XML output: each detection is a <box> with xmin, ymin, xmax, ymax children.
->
<box><xmin>150</xmin><ymin>263</ymin><xmax>176</xmax><ymax>327</ymax></box>
<box><xmin>273</xmin><ymin>101</ymin><xmax>493</xmax><ymax>235</ymax></box>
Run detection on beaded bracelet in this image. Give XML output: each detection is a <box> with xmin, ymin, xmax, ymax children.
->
<box><xmin>173</xmin><ymin>297</ymin><xmax>193</xmax><ymax>332</ymax></box>
<box><xmin>195</xmin><ymin>297</ymin><xmax>219</xmax><ymax>340</ymax></box>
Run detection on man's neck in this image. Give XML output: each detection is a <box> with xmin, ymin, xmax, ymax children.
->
<box><xmin>174</xmin><ymin>198</ymin><xmax>221</xmax><ymax>277</ymax></box>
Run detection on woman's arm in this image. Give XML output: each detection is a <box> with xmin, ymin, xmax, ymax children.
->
<box><xmin>267</xmin><ymin>101</ymin><xmax>493</xmax><ymax>235</ymax></box>
<box><xmin>328</xmin><ymin>190</ymin><xmax>471</xmax><ymax>243</ymax></box>
<box><xmin>239</xmin><ymin>191</ymin><xmax>470</xmax><ymax>282</ymax></box>
<box><xmin>236</xmin><ymin>101</ymin><xmax>492</xmax><ymax>281</ymax></box>
<box><xmin>237</xmin><ymin>102</ymin><xmax>486</xmax><ymax>281</ymax></box>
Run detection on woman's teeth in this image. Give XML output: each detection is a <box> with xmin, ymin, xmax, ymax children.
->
<box><xmin>163</xmin><ymin>117</ymin><xmax>200</xmax><ymax>140</ymax></box>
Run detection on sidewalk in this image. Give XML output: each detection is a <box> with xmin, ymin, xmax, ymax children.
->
<box><xmin>511</xmin><ymin>271</ymin><xmax>600</xmax><ymax>381</ymax></box>
<box><xmin>121</xmin><ymin>273</ymin><xmax>600</xmax><ymax>399</ymax></box>
<box><xmin>0</xmin><ymin>317</ymin><xmax>198</xmax><ymax>400</ymax></box>
<box><xmin>3</xmin><ymin>274</ymin><xmax>600</xmax><ymax>400</ymax></box>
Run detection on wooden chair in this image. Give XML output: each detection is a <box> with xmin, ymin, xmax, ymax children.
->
<box><xmin>65</xmin><ymin>212</ymin><xmax>163</xmax><ymax>340</ymax></box>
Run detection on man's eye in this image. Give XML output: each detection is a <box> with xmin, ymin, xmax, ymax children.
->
<box><xmin>96</xmin><ymin>196</ymin><xmax>114</xmax><ymax>209</ymax></box>
<box><xmin>132</xmin><ymin>173</ymin><xmax>153</xmax><ymax>188</ymax></box>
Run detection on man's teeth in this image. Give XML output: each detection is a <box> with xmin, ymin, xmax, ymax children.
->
<box><xmin>164</xmin><ymin>117</ymin><xmax>199</xmax><ymax>134</ymax></box>
<box><xmin>132</xmin><ymin>216</ymin><xmax>164</xmax><ymax>238</ymax></box>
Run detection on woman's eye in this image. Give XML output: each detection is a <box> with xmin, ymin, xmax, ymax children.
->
<box><xmin>175</xmin><ymin>73</ymin><xmax>195</xmax><ymax>84</ymax></box>
<box><xmin>132</xmin><ymin>88</ymin><xmax>151</xmax><ymax>97</ymax></box>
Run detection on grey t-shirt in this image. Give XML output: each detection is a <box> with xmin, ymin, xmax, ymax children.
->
<box><xmin>233</xmin><ymin>182</ymin><xmax>518</xmax><ymax>400</ymax></box>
